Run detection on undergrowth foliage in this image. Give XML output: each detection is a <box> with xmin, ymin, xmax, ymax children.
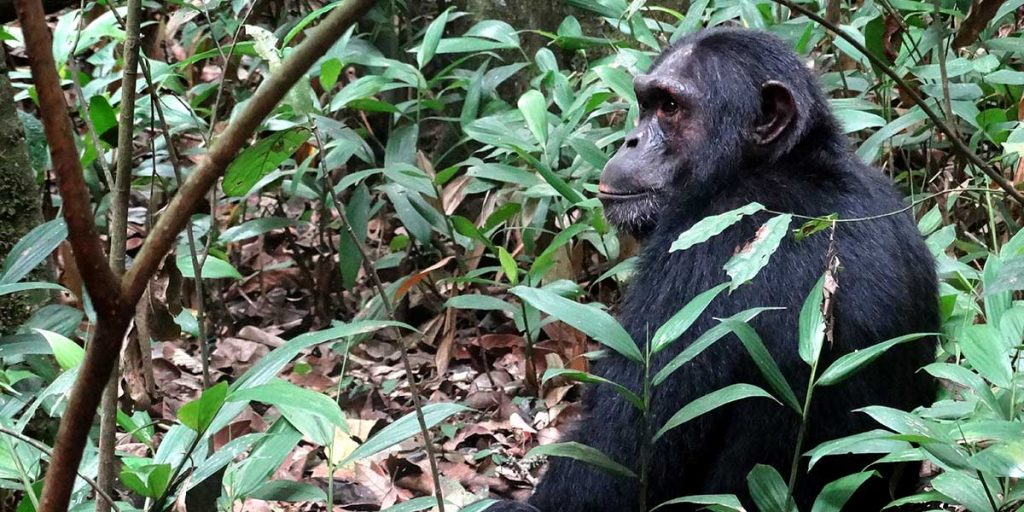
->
<box><xmin>0</xmin><ymin>0</ymin><xmax>1022</xmax><ymax>510</ymax></box>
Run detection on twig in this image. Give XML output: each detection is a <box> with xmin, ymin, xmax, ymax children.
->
<box><xmin>316</xmin><ymin>128</ymin><xmax>448</xmax><ymax>512</ymax></box>
<box><xmin>771</xmin><ymin>0</ymin><xmax>1024</xmax><ymax>207</ymax></box>
<box><xmin>97</xmin><ymin>0</ymin><xmax>144</xmax><ymax>509</ymax></box>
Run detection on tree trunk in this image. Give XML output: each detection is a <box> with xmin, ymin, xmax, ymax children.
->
<box><xmin>0</xmin><ymin>44</ymin><xmax>46</xmax><ymax>333</ymax></box>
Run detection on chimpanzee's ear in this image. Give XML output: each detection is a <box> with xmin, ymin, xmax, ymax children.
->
<box><xmin>754</xmin><ymin>80</ymin><xmax>797</xmax><ymax>145</ymax></box>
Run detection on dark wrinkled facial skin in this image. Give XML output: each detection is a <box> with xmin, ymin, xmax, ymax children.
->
<box><xmin>598</xmin><ymin>59</ymin><xmax>707</xmax><ymax>236</ymax></box>
<box><xmin>598</xmin><ymin>48</ymin><xmax>708</xmax><ymax>235</ymax></box>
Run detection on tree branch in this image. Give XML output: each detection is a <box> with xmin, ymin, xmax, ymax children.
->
<box><xmin>772</xmin><ymin>0</ymin><xmax>1024</xmax><ymax>207</ymax></box>
<box><xmin>16</xmin><ymin>0</ymin><xmax>378</xmax><ymax>510</ymax></box>
<box><xmin>952</xmin><ymin>0</ymin><xmax>1008</xmax><ymax>49</ymax></box>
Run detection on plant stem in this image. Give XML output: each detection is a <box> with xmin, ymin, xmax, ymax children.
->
<box><xmin>786</xmin><ymin>361</ymin><xmax>818</xmax><ymax>506</ymax></box>
<box><xmin>317</xmin><ymin>129</ymin><xmax>447</xmax><ymax>512</ymax></box>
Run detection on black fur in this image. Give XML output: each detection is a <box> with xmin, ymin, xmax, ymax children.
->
<box><xmin>490</xmin><ymin>28</ymin><xmax>937</xmax><ymax>511</ymax></box>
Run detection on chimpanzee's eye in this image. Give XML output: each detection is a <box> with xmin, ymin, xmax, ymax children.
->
<box><xmin>662</xmin><ymin>99</ymin><xmax>679</xmax><ymax>114</ymax></box>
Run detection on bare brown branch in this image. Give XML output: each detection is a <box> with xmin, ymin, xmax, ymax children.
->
<box><xmin>16</xmin><ymin>0</ymin><xmax>378</xmax><ymax>510</ymax></box>
<box><xmin>952</xmin><ymin>0</ymin><xmax>1008</xmax><ymax>48</ymax></box>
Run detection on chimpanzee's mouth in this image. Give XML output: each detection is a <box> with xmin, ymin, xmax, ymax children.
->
<box><xmin>596</xmin><ymin>189</ymin><xmax>652</xmax><ymax>200</ymax></box>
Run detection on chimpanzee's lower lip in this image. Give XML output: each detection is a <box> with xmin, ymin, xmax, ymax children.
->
<box><xmin>597</xmin><ymin>191</ymin><xmax>650</xmax><ymax>200</ymax></box>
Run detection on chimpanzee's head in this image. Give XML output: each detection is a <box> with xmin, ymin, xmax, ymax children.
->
<box><xmin>598</xmin><ymin>28</ymin><xmax>837</xmax><ymax>236</ymax></box>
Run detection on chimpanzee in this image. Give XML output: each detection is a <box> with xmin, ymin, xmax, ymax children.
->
<box><xmin>487</xmin><ymin>27</ymin><xmax>937</xmax><ymax>512</ymax></box>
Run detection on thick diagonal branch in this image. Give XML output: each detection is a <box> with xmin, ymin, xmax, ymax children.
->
<box><xmin>17</xmin><ymin>1</ymin><xmax>377</xmax><ymax>510</ymax></box>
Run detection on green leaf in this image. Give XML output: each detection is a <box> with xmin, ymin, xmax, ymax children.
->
<box><xmin>0</xmin><ymin>282</ymin><xmax>67</xmax><ymax>297</ymax></box>
<box><xmin>0</xmin><ymin>218</ymin><xmax>66</xmax><ymax>285</ymax></box>
<box><xmin>89</xmin><ymin>95</ymin><xmax>117</xmax><ymax>140</ymax></box>
<box><xmin>747</xmin><ymin>464</ymin><xmax>795</xmax><ymax>512</ymax></box>
<box><xmin>417</xmin><ymin>8</ymin><xmax>452</xmax><ymax>68</ymax></box>
<box><xmin>510</xmin><ymin>286</ymin><xmax>641</xmax><ymax>362</ymax></box>
<box><xmin>320</xmin><ymin>58</ymin><xmax>342</xmax><ymax>90</ymax></box>
<box><xmin>810</xmin><ymin>471</ymin><xmax>877</xmax><ymax>512</ymax></box>
<box><xmin>35</xmin><ymin>329</ymin><xmax>83</xmax><ymax>370</ymax></box>
<box><xmin>670</xmin><ymin>203</ymin><xmax>764</xmax><ymax>253</ymax></box>
<box><xmin>219</xmin><ymin>217</ymin><xmax>303</xmax><ymax>243</ymax></box>
<box><xmin>960</xmin><ymin>324</ymin><xmax>1013</xmax><ymax>388</ymax></box>
<box><xmin>526</xmin><ymin>441</ymin><xmax>637</xmax><ymax>479</ymax></box>
<box><xmin>223</xmin><ymin>128</ymin><xmax>310</xmax><ymax>197</ymax></box>
<box><xmin>248</xmin><ymin>480</ymin><xmax>328</xmax><ymax>502</ymax></box>
<box><xmin>724</xmin><ymin>214</ymin><xmax>791</xmax><ymax>290</ymax></box>
<box><xmin>652</xmin><ymin>494</ymin><xmax>744</xmax><ymax>512</ymax></box>
<box><xmin>798</xmin><ymin>275</ymin><xmax>827</xmax><ymax>366</ymax></box>
<box><xmin>542</xmin><ymin>368</ymin><xmax>644</xmax><ymax>410</ymax></box>
<box><xmin>341</xmin><ymin>403</ymin><xmax>470</xmax><ymax>465</ymax></box>
<box><xmin>176</xmin><ymin>255</ymin><xmax>243</xmax><ymax>280</ymax></box>
<box><xmin>650</xmin><ymin>283</ymin><xmax>729</xmax><ymax>354</ymax></box>
<box><xmin>817</xmin><ymin>333</ymin><xmax>936</xmax><ymax>386</ymax></box>
<box><xmin>498</xmin><ymin>247</ymin><xmax>519</xmax><ymax>285</ymax></box>
<box><xmin>380</xmin><ymin>496</ymin><xmax>438</xmax><ymax>512</ymax></box>
<box><xmin>517</xmin><ymin>89</ymin><xmax>549</xmax><ymax>145</ymax></box>
<box><xmin>120</xmin><ymin>463</ymin><xmax>172</xmax><ymax>499</ymax></box>
<box><xmin>922</xmin><ymin>363</ymin><xmax>1002</xmax><ymax>417</ymax></box>
<box><xmin>231</xmin><ymin>420</ymin><xmax>303</xmax><ymax>498</ymax></box>
<box><xmin>930</xmin><ymin>470</ymin><xmax>996</xmax><ymax>512</ymax></box>
<box><xmin>720</xmin><ymin>319</ymin><xmax>801</xmax><ymax>414</ymax></box>
<box><xmin>230</xmin><ymin>380</ymin><xmax>348</xmax><ymax>433</ymax></box>
<box><xmin>177</xmin><ymin>382</ymin><xmax>229</xmax><ymax>433</ymax></box>
<box><xmin>653</xmin><ymin>308</ymin><xmax>779</xmax><ymax>386</ymax></box>
<box><xmin>969</xmin><ymin>440</ymin><xmax>1024</xmax><ymax>478</ymax></box>
<box><xmin>655</xmin><ymin>384</ymin><xmax>776</xmax><ymax>440</ymax></box>
<box><xmin>445</xmin><ymin>294</ymin><xmax>515</xmax><ymax>313</ymax></box>
<box><xmin>513</xmin><ymin>148</ymin><xmax>585</xmax><ymax>204</ymax></box>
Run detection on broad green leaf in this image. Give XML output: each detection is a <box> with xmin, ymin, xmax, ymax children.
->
<box><xmin>593</xmin><ymin>65</ymin><xmax>636</xmax><ymax>103</ymax></box>
<box><xmin>650</xmin><ymin>283</ymin><xmax>729</xmax><ymax>354</ymax></box>
<box><xmin>960</xmin><ymin>324</ymin><xmax>1013</xmax><ymax>388</ymax></box>
<box><xmin>543</xmin><ymin>368</ymin><xmax>644</xmax><ymax>410</ymax></box>
<box><xmin>248</xmin><ymin>480</ymin><xmax>328</xmax><ymax>502</ymax></box>
<box><xmin>223</xmin><ymin>128</ymin><xmax>310</xmax><ymax>197</ymax></box>
<box><xmin>35</xmin><ymin>329</ymin><xmax>83</xmax><ymax>370</ymax></box>
<box><xmin>511</xmin><ymin>286</ymin><xmax>641</xmax><ymax>362</ymax></box>
<box><xmin>0</xmin><ymin>218</ymin><xmax>66</xmax><ymax>285</ymax></box>
<box><xmin>833</xmin><ymin>109</ymin><xmax>886</xmax><ymax>133</ymax></box>
<box><xmin>969</xmin><ymin>440</ymin><xmax>1024</xmax><ymax>478</ymax></box>
<box><xmin>798</xmin><ymin>275</ymin><xmax>827</xmax><ymax>366</ymax></box>
<box><xmin>445</xmin><ymin>294</ymin><xmax>515</xmax><ymax>313</ymax></box>
<box><xmin>652</xmin><ymin>494</ymin><xmax>744</xmax><ymax>512</ymax></box>
<box><xmin>724</xmin><ymin>214</ymin><xmax>791</xmax><ymax>290</ymax></box>
<box><xmin>341</xmin><ymin>403</ymin><xmax>469</xmax><ymax>465</ymax></box>
<box><xmin>187</xmin><ymin>433</ymin><xmax>263</xmax><ymax>490</ymax></box>
<box><xmin>805</xmin><ymin>430</ymin><xmax>911</xmax><ymax>470</ymax></box>
<box><xmin>930</xmin><ymin>470</ymin><xmax>996</xmax><ymax>512</ymax></box>
<box><xmin>498</xmin><ymin>246</ymin><xmax>519</xmax><ymax>285</ymax></box>
<box><xmin>655</xmin><ymin>384</ymin><xmax>776</xmax><ymax>440</ymax></box>
<box><xmin>517</xmin><ymin>89</ymin><xmax>549</xmax><ymax>145</ymax></box>
<box><xmin>120</xmin><ymin>463</ymin><xmax>171</xmax><ymax>499</ymax></box>
<box><xmin>670</xmin><ymin>203</ymin><xmax>764</xmax><ymax>253</ymax></box>
<box><xmin>654</xmin><ymin>308</ymin><xmax>779</xmax><ymax>386</ymax></box>
<box><xmin>230</xmin><ymin>380</ymin><xmax>347</xmax><ymax>433</ymax></box>
<box><xmin>381</xmin><ymin>496</ymin><xmax>438</xmax><ymax>512</ymax></box>
<box><xmin>417</xmin><ymin>8</ymin><xmax>452</xmax><ymax>68</ymax></box>
<box><xmin>721</xmin><ymin>319</ymin><xmax>801</xmax><ymax>414</ymax></box>
<box><xmin>857</xmin><ymin>109</ymin><xmax>928</xmax><ymax>163</ymax></box>
<box><xmin>231</xmin><ymin>420</ymin><xmax>303</xmax><ymax>498</ymax></box>
<box><xmin>514</xmin><ymin>149</ymin><xmax>585</xmax><ymax>204</ymax></box>
<box><xmin>459</xmin><ymin>499</ymin><xmax>499</xmax><ymax>512</ymax></box>
<box><xmin>747</xmin><ymin>464</ymin><xmax>795</xmax><ymax>512</ymax></box>
<box><xmin>219</xmin><ymin>217</ymin><xmax>303</xmax><ymax>243</ymax></box>
<box><xmin>817</xmin><ymin>333</ymin><xmax>936</xmax><ymax>386</ymax></box>
<box><xmin>810</xmin><ymin>471</ymin><xmax>877</xmax><ymax>512</ymax></box>
<box><xmin>922</xmin><ymin>363</ymin><xmax>1002</xmax><ymax>417</ymax></box>
<box><xmin>527</xmin><ymin>441</ymin><xmax>637</xmax><ymax>479</ymax></box>
<box><xmin>176</xmin><ymin>255</ymin><xmax>243</xmax><ymax>280</ymax></box>
<box><xmin>0</xmin><ymin>282</ymin><xmax>67</xmax><ymax>297</ymax></box>
<box><xmin>89</xmin><ymin>95</ymin><xmax>117</xmax><ymax>140</ymax></box>
<box><xmin>178</xmin><ymin>382</ymin><xmax>229</xmax><ymax>433</ymax></box>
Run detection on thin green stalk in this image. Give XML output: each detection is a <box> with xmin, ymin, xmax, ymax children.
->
<box><xmin>786</xmin><ymin>360</ymin><xmax>819</xmax><ymax>505</ymax></box>
<box><xmin>638</xmin><ymin>339</ymin><xmax>653</xmax><ymax>512</ymax></box>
